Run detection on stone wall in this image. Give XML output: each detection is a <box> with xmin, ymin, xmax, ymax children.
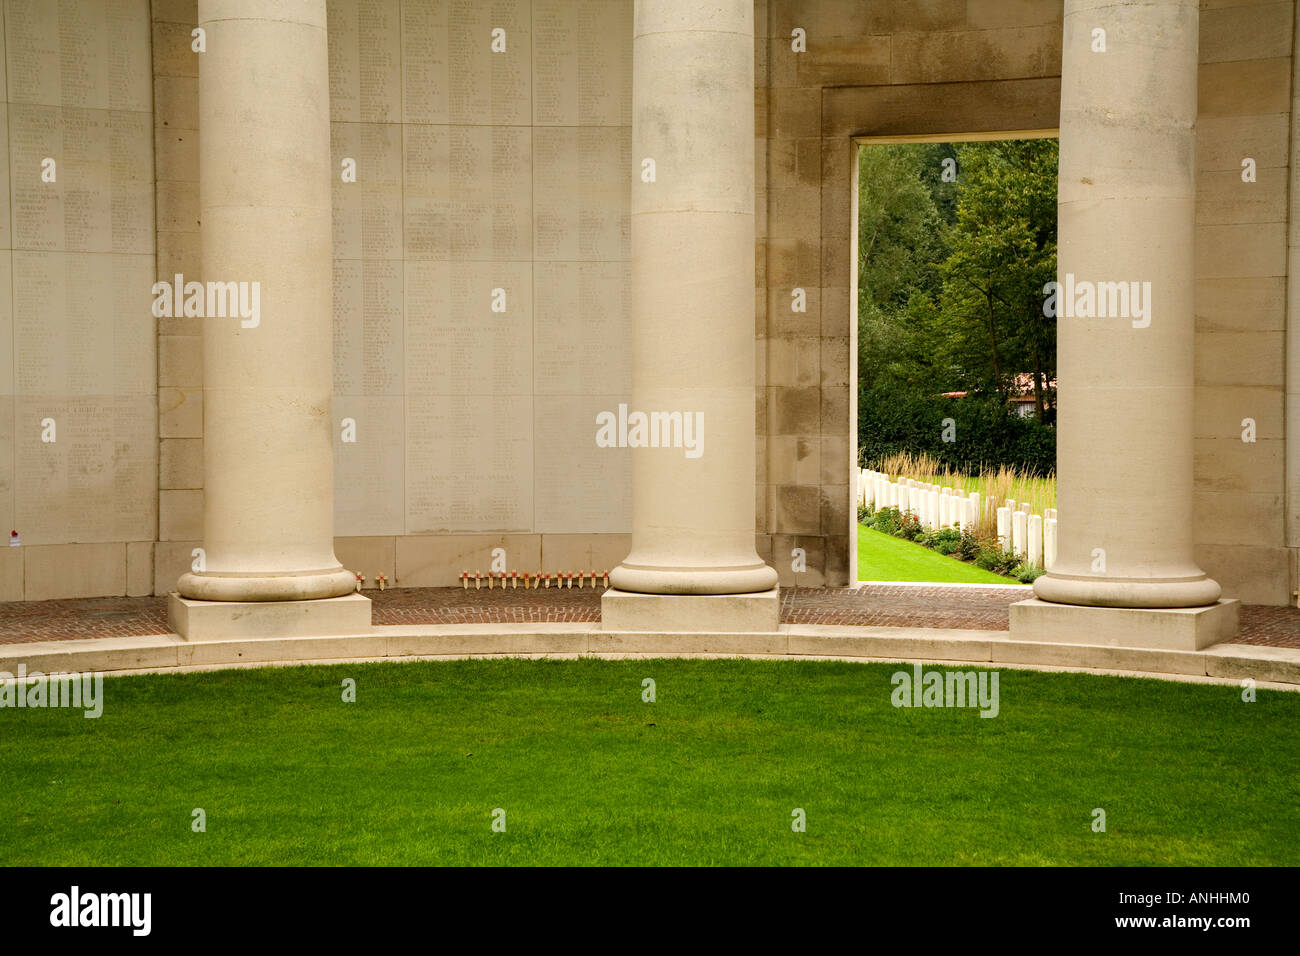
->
<box><xmin>0</xmin><ymin>0</ymin><xmax>157</xmax><ymax>601</ymax></box>
<box><xmin>761</xmin><ymin>0</ymin><xmax>1298</xmax><ymax>604</ymax></box>
<box><xmin>152</xmin><ymin>0</ymin><xmax>638</xmax><ymax>593</ymax></box>
<box><xmin>758</xmin><ymin>0</ymin><xmax>1064</xmax><ymax>586</ymax></box>
<box><xmin>1193</xmin><ymin>0</ymin><xmax>1295</xmax><ymax>604</ymax></box>
<box><xmin>0</xmin><ymin>0</ymin><xmax>1293</xmax><ymax>605</ymax></box>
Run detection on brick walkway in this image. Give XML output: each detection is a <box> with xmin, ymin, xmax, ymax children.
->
<box><xmin>0</xmin><ymin>585</ymin><xmax>1295</xmax><ymax>648</ymax></box>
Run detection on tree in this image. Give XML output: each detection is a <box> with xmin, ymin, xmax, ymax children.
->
<box><xmin>856</xmin><ymin>145</ymin><xmax>950</xmax><ymax>393</ymax></box>
<box><xmin>937</xmin><ymin>139</ymin><xmax>1057</xmax><ymax>413</ymax></box>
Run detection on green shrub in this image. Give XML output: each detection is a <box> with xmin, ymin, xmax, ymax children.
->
<box><xmin>869</xmin><ymin>506</ymin><xmax>901</xmax><ymax>535</ymax></box>
<box><xmin>975</xmin><ymin>546</ymin><xmax>1021</xmax><ymax>576</ymax></box>
<box><xmin>1017</xmin><ymin>567</ymin><xmax>1046</xmax><ymax>584</ymax></box>
<box><xmin>958</xmin><ymin>529</ymin><xmax>981</xmax><ymax>561</ymax></box>
<box><xmin>895</xmin><ymin>513</ymin><xmax>924</xmax><ymax>541</ymax></box>
<box><xmin>930</xmin><ymin>527</ymin><xmax>959</xmax><ymax>554</ymax></box>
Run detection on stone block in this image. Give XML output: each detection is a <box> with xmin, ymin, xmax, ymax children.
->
<box><xmin>0</xmin><ymin>548</ymin><xmax>23</xmax><ymax>602</ymax></box>
<box><xmin>1009</xmin><ymin>598</ymin><xmax>1240</xmax><ymax>651</ymax></box>
<box><xmin>168</xmin><ymin>592</ymin><xmax>373</xmax><ymax>640</ymax></box>
<box><xmin>159</xmin><ymin>387</ymin><xmax>203</xmax><ymax>438</ymax></box>
<box><xmin>1199</xmin><ymin>2</ymin><xmax>1293</xmax><ymax>63</ymax></box>
<box><xmin>601</xmin><ymin>587</ymin><xmax>781</xmax><ymax>633</ymax></box>
<box><xmin>159</xmin><ymin>489</ymin><xmax>203</xmax><ymax>541</ymax></box>
<box><xmin>396</xmin><ymin>534</ymin><xmax>542</xmax><ymax>587</ymax></box>
<box><xmin>333</xmin><ymin>536</ymin><xmax>396</xmax><ymax>588</ymax></box>
<box><xmin>24</xmin><ymin>544</ymin><xmax>126</xmax><ymax>601</ymax></box>
<box><xmin>126</xmin><ymin>542</ymin><xmax>154</xmax><ymax>597</ymax></box>
<box><xmin>1198</xmin><ymin>58</ymin><xmax>1290</xmax><ymax>116</ymax></box>
<box><xmin>160</xmin><ymin>438</ymin><xmax>204</xmax><ymax>489</ymax></box>
<box><xmin>154</xmin><ymin>541</ymin><xmax>200</xmax><ymax>596</ymax></box>
<box><xmin>539</xmin><ymin>534</ymin><xmax>633</xmax><ymax>574</ymax></box>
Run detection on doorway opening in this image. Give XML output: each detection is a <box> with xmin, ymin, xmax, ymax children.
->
<box><xmin>849</xmin><ymin>132</ymin><xmax>1059</xmax><ymax>587</ymax></box>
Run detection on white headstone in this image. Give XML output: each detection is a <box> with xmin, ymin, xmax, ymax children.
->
<box><xmin>1028</xmin><ymin>514</ymin><xmax>1043</xmax><ymax>567</ymax></box>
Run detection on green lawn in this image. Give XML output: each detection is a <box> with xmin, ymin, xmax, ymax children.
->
<box><xmin>3</xmin><ymin>658</ymin><xmax>1296</xmax><ymax>865</ymax></box>
<box><xmin>857</xmin><ymin>523</ymin><xmax>1024</xmax><ymax>585</ymax></box>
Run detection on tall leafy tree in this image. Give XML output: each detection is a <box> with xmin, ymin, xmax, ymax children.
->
<box><xmin>856</xmin><ymin>145</ymin><xmax>949</xmax><ymax>393</ymax></box>
<box><xmin>937</xmin><ymin>139</ymin><xmax>1057</xmax><ymax>414</ymax></box>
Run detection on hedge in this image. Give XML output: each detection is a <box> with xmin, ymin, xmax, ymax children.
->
<box><xmin>858</xmin><ymin>387</ymin><xmax>1056</xmax><ymax>476</ymax></box>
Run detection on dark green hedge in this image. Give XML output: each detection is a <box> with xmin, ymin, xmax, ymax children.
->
<box><xmin>858</xmin><ymin>387</ymin><xmax>1056</xmax><ymax>476</ymax></box>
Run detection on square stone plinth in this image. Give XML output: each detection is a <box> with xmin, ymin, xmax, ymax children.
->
<box><xmin>1009</xmin><ymin>598</ymin><xmax>1239</xmax><ymax>651</ymax></box>
<box><xmin>169</xmin><ymin>592</ymin><xmax>373</xmax><ymax>641</ymax></box>
<box><xmin>601</xmin><ymin>587</ymin><xmax>780</xmax><ymax>633</ymax></box>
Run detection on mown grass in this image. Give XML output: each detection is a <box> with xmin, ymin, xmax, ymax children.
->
<box><xmin>2</xmin><ymin>658</ymin><xmax>1295</xmax><ymax>866</ymax></box>
<box><xmin>857</xmin><ymin>524</ymin><xmax>1023</xmax><ymax>584</ymax></box>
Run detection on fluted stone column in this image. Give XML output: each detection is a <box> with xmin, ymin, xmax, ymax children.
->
<box><xmin>604</xmin><ymin>0</ymin><xmax>777</xmax><ymax>623</ymax></box>
<box><xmin>1014</xmin><ymin>0</ymin><xmax>1236</xmax><ymax>649</ymax></box>
<box><xmin>175</xmin><ymin>0</ymin><xmax>357</xmax><ymax>614</ymax></box>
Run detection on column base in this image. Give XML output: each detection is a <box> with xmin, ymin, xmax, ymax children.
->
<box><xmin>601</xmin><ymin>586</ymin><xmax>780</xmax><ymax>633</ymax></box>
<box><xmin>608</xmin><ymin>562</ymin><xmax>779</xmax><ymax>595</ymax></box>
<box><xmin>169</xmin><ymin>592</ymin><xmax>372</xmax><ymax>641</ymax></box>
<box><xmin>1009</xmin><ymin>597</ymin><xmax>1239</xmax><ymax>651</ymax></box>
<box><xmin>177</xmin><ymin>567</ymin><xmax>359</xmax><ymax>602</ymax></box>
<box><xmin>1032</xmin><ymin>570</ymin><xmax>1222</xmax><ymax>608</ymax></box>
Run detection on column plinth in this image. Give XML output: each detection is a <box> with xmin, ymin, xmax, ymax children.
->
<box><xmin>176</xmin><ymin>0</ymin><xmax>357</xmax><ymax>612</ymax></box>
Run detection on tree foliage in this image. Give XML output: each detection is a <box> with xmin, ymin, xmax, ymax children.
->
<box><xmin>856</xmin><ymin>138</ymin><xmax>1058</xmax><ymax>472</ymax></box>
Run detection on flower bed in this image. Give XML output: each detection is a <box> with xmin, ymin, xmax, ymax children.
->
<box><xmin>858</xmin><ymin>503</ymin><xmax>1045</xmax><ymax>584</ymax></box>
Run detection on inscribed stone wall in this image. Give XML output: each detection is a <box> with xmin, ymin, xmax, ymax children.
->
<box><xmin>7</xmin><ymin>0</ymin><xmax>1294</xmax><ymax>603</ymax></box>
<box><xmin>326</xmin><ymin>0</ymin><xmax>634</xmax><ymax>585</ymax></box>
<box><xmin>0</xmin><ymin>0</ymin><xmax>157</xmax><ymax>600</ymax></box>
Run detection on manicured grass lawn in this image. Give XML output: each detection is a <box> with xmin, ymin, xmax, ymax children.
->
<box><xmin>3</xmin><ymin>658</ymin><xmax>1296</xmax><ymax>865</ymax></box>
<box><xmin>857</xmin><ymin>523</ymin><xmax>1023</xmax><ymax>585</ymax></box>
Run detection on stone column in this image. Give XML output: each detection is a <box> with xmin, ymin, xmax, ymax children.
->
<box><xmin>1015</xmin><ymin>0</ymin><xmax>1236</xmax><ymax>649</ymax></box>
<box><xmin>604</xmin><ymin>0</ymin><xmax>777</xmax><ymax>624</ymax></box>
<box><xmin>174</xmin><ymin>0</ymin><xmax>359</xmax><ymax>621</ymax></box>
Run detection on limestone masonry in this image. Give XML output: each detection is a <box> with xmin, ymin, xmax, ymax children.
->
<box><xmin>0</xmin><ymin>1</ymin><xmax>1294</xmax><ymax>645</ymax></box>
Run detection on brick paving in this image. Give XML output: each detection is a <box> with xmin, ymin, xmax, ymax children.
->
<box><xmin>0</xmin><ymin>585</ymin><xmax>1294</xmax><ymax>648</ymax></box>
<box><xmin>781</xmin><ymin>584</ymin><xmax>1020</xmax><ymax>631</ymax></box>
<box><xmin>373</xmin><ymin>584</ymin><xmax>603</xmax><ymax>625</ymax></box>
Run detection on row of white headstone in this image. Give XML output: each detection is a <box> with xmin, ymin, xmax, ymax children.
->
<box><xmin>857</xmin><ymin>468</ymin><xmax>1057</xmax><ymax>570</ymax></box>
